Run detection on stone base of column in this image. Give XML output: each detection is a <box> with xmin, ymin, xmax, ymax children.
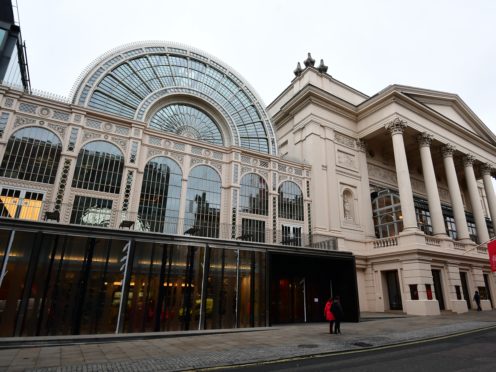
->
<box><xmin>449</xmin><ymin>300</ymin><xmax>468</xmax><ymax>314</ymax></box>
<box><xmin>404</xmin><ymin>300</ymin><xmax>441</xmax><ymax>316</ymax></box>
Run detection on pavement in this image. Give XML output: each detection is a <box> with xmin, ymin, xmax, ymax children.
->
<box><xmin>0</xmin><ymin>310</ymin><xmax>495</xmax><ymax>372</ymax></box>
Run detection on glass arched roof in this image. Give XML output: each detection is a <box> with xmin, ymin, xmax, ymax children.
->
<box><xmin>71</xmin><ymin>42</ymin><xmax>277</xmax><ymax>155</ymax></box>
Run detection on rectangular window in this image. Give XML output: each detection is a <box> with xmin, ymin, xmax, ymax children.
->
<box><xmin>426</xmin><ymin>284</ymin><xmax>433</xmax><ymax>300</ymax></box>
<box><xmin>130</xmin><ymin>141</ymin><xmax>138</xmax><ymax>163</ymax></box>
<box><xmin>0</xmin><ymin>188</ymin><xmax>44</xmax><ymax>221</ymax></box>
<box><xmin>241</xmin><ymin>218</ymin><xmax>266</xmax><ymax>243</ymax></box>
<box><xmin>409</xmin><ymin>284</ymin><xmax>419</xmax><ymax>300</ymax></box>
<box><xmin>444</xmin><ymin>216</ymin><xmax>457</xmax><ymax>240</ymax></box>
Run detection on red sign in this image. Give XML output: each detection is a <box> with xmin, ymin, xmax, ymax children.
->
<box><xmin>488</xmin><ymin>240</ymin><xmax>496</xmax><ymax>272</ymax></box>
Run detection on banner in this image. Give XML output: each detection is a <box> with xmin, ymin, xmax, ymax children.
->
<box><xmin>488</xmin><ymin>240</ymin><xmax>496</xmax><ymax>272</ymax></box>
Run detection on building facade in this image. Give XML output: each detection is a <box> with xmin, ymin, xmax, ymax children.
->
<box><xmin>0</xmin><ymin>42</ymin><xmax>359</xmax><ymax>337</ymax></box>
<box><xmin>269</xmin><ymin>55</ymin><xmax>496</xmax><ymax>316</ymax></box>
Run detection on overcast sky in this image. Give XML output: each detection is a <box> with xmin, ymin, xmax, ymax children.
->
<box><xmin>17</xmin><ymin>0</ymin><xmax>496</xmax><ymax>131</ymax></box>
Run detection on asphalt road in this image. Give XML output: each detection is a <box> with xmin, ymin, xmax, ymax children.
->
<box><xmin>224</xmin><ymin>327</ymin><xmax>496</xmax><ymax>372</ymax></box>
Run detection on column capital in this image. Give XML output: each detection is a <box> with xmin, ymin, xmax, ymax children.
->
<box><xmin>385</xmin><ymin>117</ymin><xmax>407</xmax><ymax>136</ymax></box>
<box><xmin>356</xmin><ymin>139</ymin><xmax>367</xmax><ymax>153</ymax></box>
<box><xmin>482</xmin><ymin>163</ymin><xmax>494</xmax><ymax>176</ymax></box>
<box><xmin>463</xmin><ymin>154</ymin><xmax>475</xmax><ymax>167</ymax></box>
<box><xmin>441</xmin><ymin>144</ymin><xmax>456</xmax><ymax>158</ymax></box>
<box><xmin>417</xmin><ymin>132</ymin><xmax>433</xmax><ymax>148</ymax></box>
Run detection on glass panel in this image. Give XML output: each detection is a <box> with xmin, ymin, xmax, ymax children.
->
<box><xmin>138</xmin><ymin>157</ymin><xmax>182</xmax><ymax>233</ymax></box>
<box><xmin>241</xmin><ymin>218</ymin><xmax>266</xmax><ymax>243</ymax></box>
<box><xmin>72</xmin><ymin>141</ymin><xmax>124</xmax><ymax>193</ymax></box>
<box><xmin>184</xmin><ymin>166</ymin><xmax>221</xmax><ymax>238</ymax></box>
<box><xmin>0</xmin><ymin>231</ymin><xmax>35</xmax><ymax>336</ymax></box>
<box><xmin>239</xmin><ymin>174</ymin><xmax>268</xmax><ymax>215</ymax></box>
<box><xmin>205</xmin><ymin>248</ymin><xmax>237</xmax><ymax>330</ymax></box>
<box><xmin>278</xmin><ymin>181</ymin><xmax>304</xmax><ymax>221</ymax></box>
<box><xmin>70</xmin><ymin>196</ymin><xmax>113</xmax><ymax>227</ymax></box>
<box><xmin>238</xmin><ymin>250</ymin><xmax>253</xmax><ymax>328</ymax></box>
<box><xmin>0</xmin><ymin>127</ymin><xmax>61</xmax><ymax>183</ymax></box>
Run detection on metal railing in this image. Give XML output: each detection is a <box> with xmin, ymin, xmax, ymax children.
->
<box><xmin>0</xmin><ymin>198</ymin><xmax>333</xmax><ymax>249</ymax></box>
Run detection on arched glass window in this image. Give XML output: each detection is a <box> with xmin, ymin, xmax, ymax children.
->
<box><xmin>72</xmin><ymin>141</ymin><xmax>124</xmax><ymax>193</ymax></box>
<box><xmin>138</xmin><ymin>157</ymin><xmax>182</xmax><ymax>233</ymax></box>
<box><xmin>372</xmin><ymin>190</ymin><xmax>403</xmax><ymax>238</ymax></box>
<box><xmin>278</xmin><ymin>181</ymin><xmax>304</xmax><ymax>221</ymax></box>
<box><xmin>0</xmin><ymin>127</ymin><xmax>61</xmax><ymax>183</ymax></box>
<box><xmin>184</xmin><ymin>165</ymin><xmax>221</xmax><ymax>238</ymax></box>
<box><xmin>150</xmin><ymin>104</ymin><xmax>223</xmax><ymax>146</ymax></box>
<box><xmin>240</xmin><ymin>173</ymin><xmax>268</xmax><ymax>215</ymax></box>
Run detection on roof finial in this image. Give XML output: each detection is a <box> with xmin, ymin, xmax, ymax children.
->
<box><xmin>293</xmin><ymin>62</ymin><xmax>303</xmax><ymax>77</ymax></box>
<box><xmin>303</xmin><ymin>52</ymin><xmax>315</xmax><ymax>67</ymax></box>
<box><xmin>318</xmin><ymin>59</ymin><xmax>328</xmax><ymax>73</ymax></box>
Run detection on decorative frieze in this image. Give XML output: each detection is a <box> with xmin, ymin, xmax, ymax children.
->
<box><xmin>111</xmin><ymin>136</ymin><xmax>128</xmax><ymax>150</ymax></box>
<box><xmin>147</xmin><ymin>148</ymin><xmax>162</xmax><ymax>158</ymax></box>
<box><xmin>148</xmin><ymin>136</ymin><xmax>162</xmax><ymax>145</ymax></box>
<box><xmin>169</xmin><ymin>152</ymin><xmax>184</xmax><ymax>165</ymax></box>
<box><xmin>47</xmin><ymin>123</ymin><xmax>66</xmax><ymax>136</ymax></box>
<box><xmin>82</xmin><ymin>130</ymin><xmax>102</xmax><ymax>141</ymax></box>
<box><xmin>40</xmin><ymin>107</ymin><xmax>50</xmax><ymax>116</ymax></box>
<box><xmin>337</xmin><ymin>150</ymin><xmax>356</xmax><ymax>169</ymax></box>
<box><xmin>356</xmin><ymin>139</ymin><xmax>367</xmax><ymax>153</ymax></box>
<box><xmin>13</xmin><ymin>116</ymin><xmax>36</xmax><ymax>127</ymax></box>
<box><xmin>4</xmin><ymin>98</ymin><xmax>14</xmax><ymax>108</ymax></box>
<box><xmin>52</xmin><ymin>111</ymin><xmax>70</xmax><ymax>121</ymax></box>
<box><xmin>19</xmin><ymin>102</ymin><xmax>37</xmax><ymax>114</ymax></box>
<box><xmin>335</xmin><ymin>132</ymin><xmax>356</xmax><ymax>148</ymax></box>
<box><xmin>86</xmin><ymin>118</ymin><xmax>102</xmax><ymax>129</ymax></box>
<box><xmin>368</xmin><ymin>163</ymin><xmax>397</xmax><ymax>185</ymax></box>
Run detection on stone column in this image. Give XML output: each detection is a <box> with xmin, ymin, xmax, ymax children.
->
<box><xmin>464</xmin><ymin>155</ymin><xmax>489</xmax><ymax>244</ymax></box>
<box><xmin>442</xmin><ymin>145</ymin><xmax>471</xmax><ymax>242</ymax></box>
<box><xmin>356</xmin><ymin>139</ymin><xmax>376</xmax><ymax>238</ymax></box>
<box><xmin>417</xmin><ymin>133</ymin><xmax>446</xmax><ymax>236</ymax></box>
<box><xmin>385</xmin><ymin>118</ymin><xmax>418</xmax><ymax>232</ymax></box>
<box><xmin>482</xmin><ymin>164</ymin><xmax>496</xmax><ymax>233</ymax></box>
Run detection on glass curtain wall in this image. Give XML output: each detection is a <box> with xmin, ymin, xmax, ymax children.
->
<box><xmin>0</xmin><ymin>229</ymin><xmax>267</xmax><ymax>336</ymax></box>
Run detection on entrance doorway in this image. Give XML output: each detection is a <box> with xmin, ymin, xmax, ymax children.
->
<box><xmin>460</xmin><ymin>272</ymin><xmax>471</xmax><ymax>309</ymax></box>
<box><xmin>269</xmin><ymin>253</ymin><xmax>359</xmax><ymax>324</ymax></box>
<box><xmin>432</xmin><ymin>269</ymin><xmax>445</xmax><ymax>310</ymax></box>
<box><xmin>384</xmin><ymin>271</ymin><xmax>402</xmax><ymax>310</ymax></box>
<box><xmin>483</xmin><ymin>274</ymin><xmax>493</xmax><ymax>308</ymax></box>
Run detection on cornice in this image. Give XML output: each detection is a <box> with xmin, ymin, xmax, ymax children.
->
<box><xmin>271</xmin><ymin>84</ymin><xmax>358</xmax><ymax>126</ymax></box>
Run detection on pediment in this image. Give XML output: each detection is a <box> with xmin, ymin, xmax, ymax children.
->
<box><xmin>399</xmin><ymin>87</ymin><xmax>496</xmax><ymax>145</ymax></box>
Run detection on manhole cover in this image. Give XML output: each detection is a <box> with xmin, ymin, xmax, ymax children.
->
<box><xmin>353</xmin><ymin>342</ymin><xmax>373</xmax><ymax>347</ymax></box>
<box><xmin>298</xmin><ymin>344</ymin><xmax>319</xmax><ymax>348</ymax></box>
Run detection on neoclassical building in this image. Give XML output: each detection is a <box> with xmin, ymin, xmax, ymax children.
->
<box><xmin>269</xmin><ymin>55</ymin><xmax>496</xmax><ymax>315</ymax></box>
<box><xmin>0</xmin><ymin>41</ymin><xmax>495</xmax><ymax>338</ymax></box>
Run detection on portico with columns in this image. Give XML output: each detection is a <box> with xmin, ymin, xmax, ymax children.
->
<box><xmin>268</xmin><ymin>56</ymin><xmax>496</xmax><ymax>316</ymax></box>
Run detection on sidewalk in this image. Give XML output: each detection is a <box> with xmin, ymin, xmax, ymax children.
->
<box><xmin>1</xmin><ymin>311</ymin><xmax>495</xmax><ymax>372</ymax></box>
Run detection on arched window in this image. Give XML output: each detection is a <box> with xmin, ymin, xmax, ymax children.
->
<box><xmin>372</xmin><ymin>190</ymin><xmax>403</xmax><ymax>238</ymax></box>
<box><xmin>278</xmin><ymin>181</ymin><xmax>304</xmax><ymax>221</ymax></box>
<box><xmin>72</xmin><ymin>141</ymin><xmax>124</xmax><ymax>193</ymax></box>
<box><xmin>0</xmin><ymin>127</ymin><xmax>61</xmax><ymax>183</ymax></box>
<box><xmin>184</xmin><ymin>165</ymin><xmax>221</xmax><ymax>238</ymax></box>
<box><xmin>138</xmin><ymin>157</ymin><xmax>182</xmax><ymax>233</ymax></box>
<box><xmin>239</xmin><ymin>173</ymin><xmax>268</xmax><ymax>215</ymax></box>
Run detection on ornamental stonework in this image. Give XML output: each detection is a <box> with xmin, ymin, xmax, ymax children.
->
<box><xmin>83</xmin><ymin>130</ymin><xmax>102</xmax><ymax>141</ymax></box>
<box><xmin>335</xmin><ymin>132</ymin><xmax>356</xmax><ymax>148</ymax></box>
<box><xmin>337</xmin><ymin>150</ymin><xmax>356</xmax><ymax>169</ymax></box>
<box><xmin>368</xmin><ymin>163</ymin><xmax>397</xmax><ymax>185</ymax></box>
<box><xmin>356</xmin><ymin>139</ymin><xmax>367</xmax><ymax>153</ymax></box>
<box><xmin>169</xmin><ymin>152</ymin><xmax>184</xmax><ymax>165</ymax></box>
<box><xmin>4</xmin><ymin>97</ymin><xmax>14</xmax><ymax>108</ymax></box>
<box><xmin>441</xmin><ymin>144</ymin><xmax>456</xmax><ymax>158</ymax></box>
<box><xmin>110</xmin><ymin>136</ymin><xmax>128</xmax><ymax>150</ymax></box>
<box><xmin>13</xmin><ymin>116</ymin><xmax>36</xmax><ymax>127</ymax></box>
<box><xmin>481</xmin><ymin>163</ymin><xmax>494</xmax><ymax>176</ymax></box>
<box><xmin>417</xmin><ymin>132</ymin><xmax>433</xmax><ymax>147</ymax></box>
<box><xmin>47</xmin><ymin>123</ymin><xmax>66</xmax><ymax>136</ymax></box>
<box><xmin>147</xmin><ymin>148</ymin><xmax>162</xmax><ymax>158</ymax></box>
<box><xmin>463</xmin><ymin>154</ymin><xmax>475</xmax><ymax>167</ymax></box>
<box><xmin>385</xmin><ymin>117</ymin><xmax>407</xmax><ymax>135</ymax></box>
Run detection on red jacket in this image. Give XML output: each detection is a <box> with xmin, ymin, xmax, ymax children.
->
<box><xmin>324</xmin><ymin>300</ymin><xmax>335</xmax><ymax>321</ymax></box>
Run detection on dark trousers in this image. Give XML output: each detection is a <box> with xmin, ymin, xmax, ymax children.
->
<box><xmin>476</xmin><ymin>301</ymin><xmax>482</xmax><ymax>311</ymax></box>
<box><xmin>334</xmin><ymin>320</ymin><xmax>341</xmax><ymax>334</ymax></box>
<box><xmin>329</xmin><ymin>321</ymin><xmax>334</xmax><ymax>333</ymax></box>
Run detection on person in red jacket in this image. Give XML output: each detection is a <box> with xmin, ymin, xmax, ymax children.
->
<box><xmin>324</xmin><ymin>297</ymin><xmax>335</xmax><ymax>334</ymax></box>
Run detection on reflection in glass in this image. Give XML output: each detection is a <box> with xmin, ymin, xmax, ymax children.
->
<box><xmin>138</xmin><ymin>157</ymin><xmax>182</xmax><ymax>233</ymax></box>
<box><xmin>70</xmin><ymin>196</ymin><xmax>113</xmax><ymax>227</ymax></box>
<box><xmin>372</xmin><ymin>191</ymin><xmax>403</xmax><ymax>238</ymax></box>
<box><xmin>0</xmin><ymin>188</ymin><xmax>44</xmax><ymax>221</ymax></box>
<box><xmin>240</xmin><ymin>173</ymin><xmax>268</xmax><ymax>215</ymax></box>
<box><xmin>0</xmin><ymin>127</ymin><xmax>61</xmax><ymax>183</ymax></box>
<box><xmin>278</xmin><ymin>181</ymin><xmax>304</xmax><ymax>221</ymax></box>
<box><xmin>150</xmin><ymin>104</ymin><xmax>223</xmax><ymax>146</ymax></box>
<box><xmin>72</xmin><ymin>141</ymin><xmax>124</xmax><ymax>193</ymax></box>
<box><xmin>184</xmin><ymin>166</ymin><xmax>221</xmax><ymax>238</ymax></box>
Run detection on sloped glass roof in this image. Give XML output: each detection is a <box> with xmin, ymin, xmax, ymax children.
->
<box><xmin>71</xmin><ymin>43</ymin><xmax>277</xmax><ymax>155</ymax></box>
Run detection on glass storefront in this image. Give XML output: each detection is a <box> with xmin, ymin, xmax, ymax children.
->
<box><xmin>0</xmin><ymin>228</ymin><xmax>268</xmax><ymax>336</ymax></box>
